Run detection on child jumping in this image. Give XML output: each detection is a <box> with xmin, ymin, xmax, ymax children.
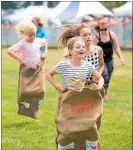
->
<box><xmin>7</xmin><ymin>23</ymin><xmax>48</xmax><ymax>118</ymax></box>
<box><xmin>46</xmin><ymin>35</ymin><xmax>104</xmax><ymax>150</ymax></box>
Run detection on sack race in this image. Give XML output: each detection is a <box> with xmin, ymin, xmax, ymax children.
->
<box><xmin>17</xmin><ymin>59</ymin><xmax>45</xmax><ymax>119</ymax></box>
<box><xmin>55</xmin><ymin>85</ymin><xmax>104</xmax><ymax>150</ymax></box>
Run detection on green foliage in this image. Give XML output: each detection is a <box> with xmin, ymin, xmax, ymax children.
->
<box><xmin>1</xmin><ymin>1</ymin><xmax>43</xmax><ymax>9</ymax></box>
<box><xmin>2</xmin><ymin>48</ymin><xmax>132</xmax><ymax>150</ymax></box>
<box><xmin>101</xmin><ymin>2</ymin><xmax>127</xmax><ymax>10</ymax></box>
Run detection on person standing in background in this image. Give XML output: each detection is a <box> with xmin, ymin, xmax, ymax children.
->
<box><xmin>32</xmin><ymin>16</ymin><xmax>47</xmax><ymax>54</ymax></box>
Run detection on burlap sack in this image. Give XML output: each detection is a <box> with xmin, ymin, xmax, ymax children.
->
<box><xmin>17</xmin><ymin>59</ymin><xmax>45</xmax><ymax>119</ymax></box>
<box><xmin>55</xmin><ymin>85</ymin><xmax>104</xmax><ymax>150</ymax></box>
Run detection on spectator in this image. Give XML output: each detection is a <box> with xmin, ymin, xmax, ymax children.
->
<box><xmin>32</xmin><ymin>16</ymin><xmax>47</xmax><ymax>53</ymax></box>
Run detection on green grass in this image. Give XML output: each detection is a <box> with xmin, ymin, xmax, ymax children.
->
<box><xmin>2</xmin><ymin>48</ymin><xmax>132</xmax><ymax>150</ymax></box>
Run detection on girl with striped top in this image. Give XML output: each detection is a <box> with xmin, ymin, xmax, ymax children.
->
<box><xmin>46</xmin><ymin>36</ymin><xmax>104</xmax><ymax>93</ymax></box>
<box><xmin>46</xmin><ymin>36</ymin><xmax>104</xmax><ymax>150</ymax></box>
<box><xmin>58</xmin><ymin>24</ymin><xmax>104</xmax><ymax>84</ymax></box>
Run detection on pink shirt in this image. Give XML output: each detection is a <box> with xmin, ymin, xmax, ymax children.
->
<box><xmin>9</xmin><ymin>38</ymin><xmax>47</xmax><ymax>69</ymax></box>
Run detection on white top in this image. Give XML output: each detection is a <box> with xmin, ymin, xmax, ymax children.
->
<box><xmin>9</xmin><ymin>38</ymin><xmax>47</xmax><ymax>69</ymax></box>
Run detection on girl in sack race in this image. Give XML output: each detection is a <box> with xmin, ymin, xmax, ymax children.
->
<box><xmin>59</xmin><ymin>23</ymin><xmax>104</xmax><ymax>90</ymax></box>
<box><xmin>46</xmin><ymin>36</ymin><xmax>104</xmax><ymax>150</ymax></box>
<box><xmin>7</xmin><ymin>23</ymin><xmax>48</xmax><ymax>119</ymax></box>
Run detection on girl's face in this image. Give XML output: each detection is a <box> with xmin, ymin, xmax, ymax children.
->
<box><xmin>99</xmin><ymin>20</ymin><xmax>109</xmax><ymax>29</ymax></box>
<box><xmin>79</xmin><ymin>28</ymin><xmax>92</xmax><ymax>44</ymax></box>
<box><xmin>32</xmin><ymin>18</ymin><xmax>38</xmax><ymax>26</ymax></box>
<box><xmin>26</xmin><ymin>29</ymin><xmax>36</xmax><ymax>43</ymax></box>
<box><xmin>70</xmin><ymin>40</ymin><xmax>86</xmax><ymax>59</ymax></box>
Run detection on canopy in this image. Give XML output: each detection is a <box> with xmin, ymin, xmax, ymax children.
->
<box><xmin>113</xmin><ymin>2</ymin><xmax>132</xmax><ymax>17</ymax></box>
<box><xmin>51</xmin><ymin>2</ymin><xmax>114</xmax><ymax>22</ymax></box>
<box><xmin>4</xmin><ymin>5</ymin><xmax>61</xmax><ymax>25</ymax></box>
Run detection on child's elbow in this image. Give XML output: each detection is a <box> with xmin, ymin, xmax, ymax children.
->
<box><xmin>7</xmin><ymin>49</ymin><xmax>11</xmax><ymax>55</ymax></box>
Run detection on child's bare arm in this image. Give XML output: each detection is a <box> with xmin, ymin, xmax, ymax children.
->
<box><xmin>7</xmin><ymin>49</ymin><xmax>24</xmax><ymax>64</ymax></box>
<box><xmin>46</xmin><ymin>68</ymin><xmax>66</xmax><ymax>93</ymax></box>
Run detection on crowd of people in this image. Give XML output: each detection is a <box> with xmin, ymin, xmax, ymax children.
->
<box><xmin>7</xmin><ymin>16</ymin><xmax>125</xmax><ymax>150</ymax></box>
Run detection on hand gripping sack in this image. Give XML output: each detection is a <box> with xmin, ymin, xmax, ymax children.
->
<box><xmin>55</xmin><ymin>85</ymin><xmax>104</xmax><ymax>150</ymax></box>
<box><xmin>17</xmin><ymin>59</ymin><xmax>45</xmax><ymax>119</ymax></box>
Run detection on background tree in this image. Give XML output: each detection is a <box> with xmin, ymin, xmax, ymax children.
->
<box><xmin>101</xmin><ymin>2</ymin><xmax>126</xmax><ymax>10</ymax></box>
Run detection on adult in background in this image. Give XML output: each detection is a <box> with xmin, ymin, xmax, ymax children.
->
<box><xmin>32</xmin><ymin>16</ymin><xmax>47</xmax><ymax>54</ymax></box>
<box><xmin>93</xmin><ymin>17</ymin><xmax>124</xmax><ymax>101</ymax></box>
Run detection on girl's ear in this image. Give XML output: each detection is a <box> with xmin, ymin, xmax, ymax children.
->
<box><xmin>68</xmin><ymin>49</ymin><xmax>72</xmax><ymax>55</ymax></box>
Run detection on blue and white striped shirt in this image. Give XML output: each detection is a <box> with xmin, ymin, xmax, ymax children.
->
<box><xmin>54</xmin><ymin>60</ymin><xmax>96</xmax><ymax>88</ymax></box>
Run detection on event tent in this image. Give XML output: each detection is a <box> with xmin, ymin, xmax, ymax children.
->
<box><xmin>113</xmin><ymin>2</ymin><xmax>132</xmax><ymax>17</ymax></box>
<box><xmin>51</xmin><ymin>2</ymin><xmax>114</xmax><ymax>22</ymax></box>
<box><xmin>2</xmin><ymin>8</ymin><xmax>25</xmax><ymax>23</ymax></box>
<box><xmin>20</xmin><ymin>5</ymin><xmax>61</xmax><ymax>25</ymax></box>
<box><xmin>4</xmin><ymin>5</ymin><xmax>61</xmax><ymax>25</ymax></box>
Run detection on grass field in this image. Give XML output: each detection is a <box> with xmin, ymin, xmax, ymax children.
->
<box><xmin>2</xmin><ymin>48</ymin><xmax>132</xmax><ymax>150</ymax></box>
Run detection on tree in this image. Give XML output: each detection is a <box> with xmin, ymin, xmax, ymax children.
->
<box><xmin>1</xmin><ymin>2</ymin><xmax>16</xmax><ymax>9</ymax></box>
<box><xmin>1</xmin><ymin>1</ymin><xmax>43</xmax><ymax>9</ymax></box>
<box><xmin>101</xmin><ymin>2</ymin><xmax>126</xmax><ymax>10</ymax></box>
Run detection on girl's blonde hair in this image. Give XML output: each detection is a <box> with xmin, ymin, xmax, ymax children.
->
<box><xmin>15</xmin><ymin>23</ymin><xmax>36</xmax><ymax>37</ymax></box>
<box><xmin>58</xmin><ymin>23</ymin><xmax>90</xmax><ymax>58</ymax></box>
<box><xmin>58</xmin><ymin>23</ymin><xmax>90</xmax><ymax>48</ymax></box>
<box><xmin>33</xmin><ymin>16</ymin><xmax>44</xmax><ymax>27</ymax></box>
<box><xmin>62</xmin><ymin>36</ymin><xmax>84</xmax><ymax>58</ymax></box>
<box><xmin>67</xmin><ymin>36</ymin><xmax>83</xmax><ymax>49</ymax></box>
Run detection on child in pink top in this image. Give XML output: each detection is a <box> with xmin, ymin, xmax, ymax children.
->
<box><xmin>7</xmin><ymin>23</ymin><xmax>48</xmax><ymax>69</ymax></box>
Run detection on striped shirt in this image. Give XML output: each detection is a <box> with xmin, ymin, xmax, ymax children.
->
<box><xmin>54</xmin><ymin>60</ymin><xmax>96</xmax><ymax>88</ymax></box>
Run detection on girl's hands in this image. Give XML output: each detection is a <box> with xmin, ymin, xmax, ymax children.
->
<box><xmin>40</xmin><ymin>53</ymin><xmax>46</xmax><ymax>59</ymax></box>
<box><xmin>67</xmin><ymin>86</ymin><xmax>83</xmax><ymax>92</ymax></box>
<box><xmin>97</xmin><ymin>84</ymin><xmax>103</xmax><ymax>90</ymax></box>
<box><xmin>88</xmin><ymin>82</ymin><xmax>103</xmax><ymax>90</ymax></box>
<box><xmin>92</xmin><ymin>76</ymin><xmax>98</xmax><ymax>84</ymax></box>
<box><xmin>56</xmin><ymin>84</ymin><xmax>66</xmax><ymax>93</ymax></box>
<box><xmin>19</xmin><ymin>57</ymin><xmax>25</xmax><ymax>65</ymax></box>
